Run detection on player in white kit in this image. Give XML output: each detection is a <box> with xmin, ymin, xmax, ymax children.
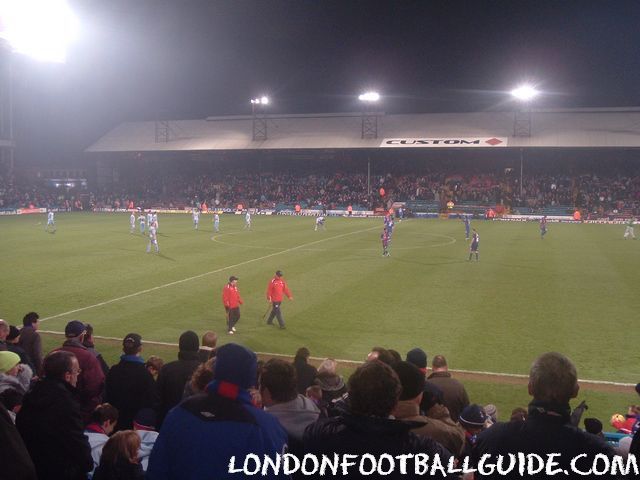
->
<box><xmin>130</xmin><ymin>213</ymin><xmax>136</xmax><ymax>234</ymax></box>
<box><xmin>214</xmin><ymin>213</ymin><xmax>220</xmax><ymax>232</ymax></box>
<box><xmin>45</xmin><ymin>210</ymin><xmax>56</xmax><ymax>232</ymax></box>
<box><xmin>244</xmin><ymin>211</ymin><xmax>251</xmax><ymax>230</ymax></box>
<box><xmin>315</xmin><ymin>216</ymin><xmax>326</xmax><ymax>231</ymax></box>
<box><xmin>193</xmin><ymin>209</ymin><xmax>200</xmax><ymax>229</ymax></box>
<box><xmin>147</xmin><ymin>222</ymin><xmax>159</xmax><ymax>253</ymax></box>
<box><xmin>152</xmin><ymin>213</ymin><xmax>158</xmax><ymax>232</ymax></box>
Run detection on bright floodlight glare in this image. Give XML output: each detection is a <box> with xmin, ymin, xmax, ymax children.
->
<box><xmin>510</xmin><ymin>85</ymin><xmax>539</xmax><ymax>102</ymax></box>
<box><xmin>0</xmin><ymin>0</ymin><xmax>79</xmax><ymax>63</ymax></box>
<box><xmin>260</xmin><ymin>96</ymin><xmax>269</xmax><ymax>105</ymax></box>
<box><xmin>359</xmin><ymin>91</ymin><xmax>380</xmax><ymax>102</ymax></box>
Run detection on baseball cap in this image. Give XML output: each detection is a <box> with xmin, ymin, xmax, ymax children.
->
<box><xmin>275</xmin><ymin>270</ymin><xmax>283</xmax><ymax>277</ymax></box>
<box><xmin>229</xmin><ymin>276</ymin><xmax>238</xmax><ymax>282</ymax></box>
<box><xmin>64</xmin><ymin>320</ymin><xmax>86</xmax><ymax>337</ymax></box>
<box><xmin>123</xmin><ymin>333</ymin><xmax>142</xmax><ymax>349</ymax></box>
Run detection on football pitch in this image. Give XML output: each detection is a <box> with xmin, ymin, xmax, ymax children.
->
<box><xmin>1</xmin><ymin>212</ymin><xmax>639</xmax><ymax>419</ymax></box>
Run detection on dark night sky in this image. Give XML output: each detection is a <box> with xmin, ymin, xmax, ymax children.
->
<box><xmin>9</xmin><ymin>0</ymin><xmax>640</xmax><ymax>165</ymax></box>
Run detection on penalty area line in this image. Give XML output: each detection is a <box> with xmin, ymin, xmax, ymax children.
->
<box><xmin>39</xmin><ymin>224</ymin><xmax>380</xmax><ymax>323</ymax></box>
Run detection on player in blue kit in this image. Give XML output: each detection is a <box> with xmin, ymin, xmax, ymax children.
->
<box><xmin>462</xmin><ymin>215</ymin><xmax>471</xmax><ymax>240</ymax></box>
<box><xmin>381</xmin><ymin>229</ymin><xmax>390</xmax><ymax>257</ymax></box>
<box><xmin>468</xmin><ymin>229</ymin><xmax>479</xmax><ymax>261</ymax></box>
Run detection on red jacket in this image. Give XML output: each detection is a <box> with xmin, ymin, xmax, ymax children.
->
<box><xmin>266</xmin><ymin>277</ymin><xmax>292</xmax><ymax>302</ymax></box>
<box><xmin>222</xmin><ymin>283</ymin><xmax>243</xmax><ymax>309</ymax></box>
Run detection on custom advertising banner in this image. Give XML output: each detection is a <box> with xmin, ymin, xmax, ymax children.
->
<box><xmin>380</xmin><ymin>137</ymin><xmax>508</xmax><ymax>147</ymax></box>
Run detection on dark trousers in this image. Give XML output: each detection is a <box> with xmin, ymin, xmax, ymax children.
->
<box><xmin>226</xmin><ymin>307</ymin><xmax>240</xmax><ymax>330</ymax></box>
<box><xmin>267</xmin><ymin>302</ymin><xmax>285</xmax><ymax>327</ymax></box>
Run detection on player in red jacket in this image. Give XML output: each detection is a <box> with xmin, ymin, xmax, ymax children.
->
<box><xmin>266</xmin><ymin>270</ymin><xmax>293</xmax><ymax>329</ymax></box>
<box><xmin>222</xmin><ymin>276</ymin><xmax>243</xmax><ymax>334</ymax></box>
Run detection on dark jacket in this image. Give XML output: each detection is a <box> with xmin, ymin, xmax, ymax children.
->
<box><xmin>105</xmin><ymin>355</ymin><xmax>159</xmax><ymax>430</ymax></box>
<box><xmin>314</xmin><ymin>371</ymin><xmax>347</xmax><ymax>403</ymax></box>
<box><xmin>472</xmin><ymin>401</ymin><xmax>617</xmax><ymax>480</ymax></box>
<box><xmin>93</xmin><ymin>458</ymin><xmax>145</xmax><ymax>480</ymax></box>
<box><xmin>0</xmin><ymin>402</ymin><xmax>37</xmax><ymax>480</ymax></box>
<box><xmin>426</xmin><ymin>371</ymin><xmax>469</xmax><ymax>422</ymax></box>
<box><xmin>7</xmin><ymin>343</ymin><xmax>34</xmax><ymax>371</ymax></box>
<box><xmin>54</xmin><ymin>339</ymin><xmax>106</xmax><ymax>417</ymax></box>
<box><xmin>16</xmin><ymin>377</ymin><xmax>93</xmax><ymax>480</ymax></box>
<box><xmin>293</xmin><ymin>357</ymin><xmax>318</xmax><ymax>394</ymax></box>
<box><xmin>304</xmin><ymin>413</ymin><xmax>453</xmax><ymax>479</ymax></box>
<box><xmin>18</xmin><ymin>326</ymin><xmax>42</xmax><ymax>375</ymax></box>
<box><xmin>156</xmin><ymin>350</ymin><xmax>201</xmax><ymax>425</ymax></box>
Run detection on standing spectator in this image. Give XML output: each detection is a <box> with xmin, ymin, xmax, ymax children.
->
<box><xmin>145</xmin><ymin>356</ymin><xmax>164</xmax><ymax>381</ymax></box>
<box><xmin>0</xmin><ymin>319</ymin><xmax>8</xmax><ymax>350</ymax></box>
<box><xmin>406</xmin><ymin>347</ymin><xmax>428</xmax><ymax>375</ymax></box>
<box><xmin>54</xmin><ymin>320</ymin><xmax>105</xmax><ymax>419</ymax></box>
<box><xmin>426</xmin><ymin>354</ymin><xmax>469</xmax><ymax>421</ymax></box>
<box><xmin>6</xmin><ymin>326</ymin><xmax>33</xmax><ymax>370</ymax></box>
<box><xmin>93</xmin><ymin>430</ymin><xmax>144</xmax><ymax>480</ymax></box>
<box><xmin>260</xmin><ymin>358</ymin><xmax>320</xmax><ymax>449</ymax></box>
<box><xmin>197</xmin><ymin>331</ymin><xmax>217</xmax><ymax>363</ymax></box>
<box><xmin>393</xmin><ymin>361</ymin><xmax>465</xmax><ymax>457</ymax></box>
<box><xmin>293</xmin><ymin>347</ymin><xmax>317</xmax><ymax>394</ymax></box>
<box><xmin>314</xmin><ymin>358</ymin><xmax>347</xmax><ymax>403</ymax></box>
<box><xmin>83</xmin><ymin>324</ymin><xmax>110</xmax><ymax>376</ymax></box>
<box><xmin>105</xmin><ymin>333</ymin><xmax>158</xmax><ymax>431</ymax></box>
<box><xmin>19</xmin><ymin>312</ymin><xmax>43</xmax><ymax>376</ymax></box>
<box><xmin>266</xmin><ymin>270</ymin><xmax>293</xmax><ymax>329</ymax></box>
<box><xmin>0</xmin><ymin>401</ymin><xmax>37</xmax><ymax>480</ymax></box>
<box><xmin>85</xmin><ymin>403</ymin><xmax>119</xmax><ymax>474</ymax></box>
<box><xmin>147</xmin><ymin>343</ymin><xmax>288</xmax><ymax>480</ymax></box>
<box><xmin>458</xmin><ymin>404</ymin><xmax>488</xmax><ymax>459</ymax></box>
<box><xmin>133</xmin><ymin>408</ymin><xmax>159</xmax><ymax>472</ymax></box>
<box><xmin>156</xmin><ymin>330</ymin><xmax>201</xmax><ymax>426</ymax></box>
<box><xmin>304</xmin><ymin>360</ymin><xmax>452</xmax><ymax>478</ymax></box>
<box><xmin>472</xmin><ymin>352</ymin><xmax>616</xmax><ymax>480</ymax></box>
<box><xmin>223</xmin><ymin>276</ymin><xmax>243</xmax><ymax>335</ymax></box>
<box><xmin>0</xmin><ymin>351</ymin><xmax>32</xmax><ymax>396</ymax></box>
<box><xmin>17</xmin><ymin>351</ymin><xmax>93</xmax><ymax>480</ymax></box>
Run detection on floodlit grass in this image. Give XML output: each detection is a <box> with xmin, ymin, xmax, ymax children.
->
<box><xmin>1</xmin><ymin>211</ymin><xmax>639</xmax><ymax>422</ymax></box>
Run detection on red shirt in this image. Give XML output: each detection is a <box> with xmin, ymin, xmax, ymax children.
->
<box><xmin>222</xmin><ymin>283</ymin><xmax>243</xmax><ymax>308</ymax></box>
<box><xmin>266</xmin><ymin>277</ymin><xmax>292</xmax><ymax>302</ymax></box>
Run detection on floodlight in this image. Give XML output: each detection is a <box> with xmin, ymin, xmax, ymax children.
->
<box><xmin>359</xmin><ymin>91</ymin><xmax>380</xmax><ymax>102</ymax></box>
<box><xmin>0</xmin><ymin>0</ymin><xmax>79</xmax><ymax>63</ymax></box>
<box><xmin>260</xmin><ymin>96</ymin><xmax>269</xmax><ymax>105</ymax></box>
<box><xmin>510</xmin><ymin>85</ymin><xmax>539</xmax><ymax>102</ymax></box>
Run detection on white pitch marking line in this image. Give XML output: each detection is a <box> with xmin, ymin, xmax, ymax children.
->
<box><xmin>39</xmin><ymin>224</ymin><xmax>380</xmax><ymax>323</ymax></box>
<box><xmin>38</xmin><ymin>330</ymin><xmax>636</xmax><ymax>387</ymax></box>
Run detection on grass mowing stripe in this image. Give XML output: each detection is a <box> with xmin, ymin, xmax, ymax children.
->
<box><xmin>39</xmin><ymin>223</ymin><xmax>381</xmax><ymax>323</ymax></box>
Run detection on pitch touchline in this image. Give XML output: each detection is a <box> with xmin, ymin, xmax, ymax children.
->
<box><xmin>39</xmin><ymin>224</ymin><xmax>380</xmax><ymax>323</ymax></box>
<box><xmin>37</xmin><ymin>330</ymin><xmax>635</xmax><ymax>387</ymax></box>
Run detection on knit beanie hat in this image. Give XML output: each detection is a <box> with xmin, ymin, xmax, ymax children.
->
<box><xmin>213</xmin><ymin>343</ymin><xmax>257</xmax><ymax>390</ymax></box>
<box><xmin>178</xmin><ymin>331</ymin><xmax>199</xmax><ymax>353</ymax></box>
<box><xmin>0</xmin><ymin>351</ymin><xmax>20</xmax><ymax>374</ymax></box>
<box><xmin>406</xmin><ymin>348</ymin><xmax>428</xmax><ymax>370</ymax></box>
<box><xmin>459</xmin><ymin>404</ymin><xmax>488</xmax><ymax>428</ymax></box>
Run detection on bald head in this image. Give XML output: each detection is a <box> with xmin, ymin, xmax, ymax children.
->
<box><xmin>528</xmin><ymin>352</ymin><xmax>579</xmax><ymax>404</ymax></box>
<box><xmin>202</xmin><ymin>331</ymin><xmax>217</xmax><ymax>349</ymax></box>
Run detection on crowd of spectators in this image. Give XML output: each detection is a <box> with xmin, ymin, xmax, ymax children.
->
<box><xmin>0</xmin><ymin>311</ymin><xmax>639</xmax><ymax>479</ymax></box>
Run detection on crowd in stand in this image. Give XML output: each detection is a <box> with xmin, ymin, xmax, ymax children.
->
<box><xmin>1</xmin><ymin>313</ymin><xmax>639</xmax><ymax>479</ymax></box>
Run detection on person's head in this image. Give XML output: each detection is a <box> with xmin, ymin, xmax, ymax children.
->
<box><xmin>0</xmin><ymin>351</ymin><xmax>21</xmax><ymax>376</ymax></box>
<box><xmin>406</xmin><ymin>348</ymin><xmax>428</xmax><ymax>375</ymax></box>
<box><xmin>393</xmin><ymin>361</ymin><xmax>425</xmax><ymax>406</ymax></box>
<box><xmin>0</xmin><ymin>320</ymin><xmax>8</xmax><ymax>341</ymax></box>
<box><xmin>229</xmin><ymin>276</ymin><xmax>238</xmax><ymax>286</ymax></box>
<box><xmin>22</xmin><ymin>312</ymin><xmax>39</xmax><ymax>329</ymax></box>
<box><xmin>528</xmin><ymin>352</ymin><xmax>579</xmax><ymax>404</ymax></box>
<box><xmin>43</xmin><ymin>350</ymin><xmax>81</xmax><ymax>387</ymax></box>
<box><xmin>145</xmin><ymin>356</ymin><xmax>163</xmax><ymax>379</ymax></box>
<box><xmin>90</xmin><ymin>403</ymin><xmax>119</xmax><ymax>435</ymax></box>
<box><xmin>484</xmin><ymin>404</ymin><xmax>498</xmax><ymax>424</ymax></box>
<box><xmin>294</xmin><ymin>347</ymin><xmax>310</xmax><ymax>364</ymax></box>
<box><xmin>459</xmin><ymin>404</ymin><xmax>488</xmax><ymax>434</ymax></box>
<box><xmin>275</xmin><ymin>270</ymin><xmax>283</xmax><ymax>277</ymax></box>
<box><xmin>122</xmin><ymin>333</ymin><xmax>143</xmax><ymax>356</ymax></box>
<box><xmin>431</xmin><ymin>355</ymin><xmax>448</xmax><ymax>372</ymax></box>
<box><xmin>213</xmin><ymin>343</ymin><xmax>257</xmax><ymax>391</ymax></box>
<box><xmin>318</xmin><ymin>358</ymin><xmax>338</xmax><ymax>375</ymax></box>
<box><xmin>366</xmin><ymin>347</ymin><xmax>396</xmax><ymax>366</ymax></box>
<box><xmin>189</xmin><ymin>358</ymin><xmax>216</xmax><ymax>394</ymax></box>
<box><xmin>133</xmin><ymin>408</ymin><xmax>157</xmax><ymax>431</ymax></box>
<box><xmin>420</xmin><ymin>382</ymin><xmax>445</xmax><ymax>415</ymax></box>
<box><xmin>99</xmin><ymin>430</ymin><xmax>141</xmax><ymax>466</ymax></box>
<box><xmin>348</xmin><ymin>361</ymin><xmax>401</xmax><ymax>418</ymax></box>
<box><xmin>64</xmin><ymin>320</ymin><xmax>86</xmax><ymax>343</ymax></box>
<box><xmin>83</xmin><ymin>324</ymin><xmax>95</xmax><ymax>347</ymax></box>
<box><xmin>584</xmin><ymin>418</ymin><xmax>604</xmax><ymax>437</ymax></box>
<box><xmin>388</xmin><ymin>349</ymin><xmax>402</xmax><ymax>364</ymax></box>
<box><xmin>510</xmin><ymin>407</ymin><xmax>528</xmax><ymax>422</ymax></box>
<box><xmin>201</xmin><ymin>331</ymin><xmax>217</xmax><ymax>349</ymax></box>
<box><xmin>259</xmin><ymin>358</ymin><xmax>298</xmax><ymax>407</ymax></box>
<box><xmin>178</xmin><ymin>330</ymin><xmax>199</xmax><ymax>354</ymax></box>
<box><xmin>6</xmin><ymin>326</ymin><xmax>20</xmax><ymax>344</ymax></box>
<box><xmin>305</xmin><ymin>385</ymin><xmax>323</xmax><ymax>403</ymax></box>
<box><xmin>0</xmin><ymin>388</ymin><xmax>24</xmax><ymax>414</ymax></box>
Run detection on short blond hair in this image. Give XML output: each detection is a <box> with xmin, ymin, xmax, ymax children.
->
<box><xmin>318</xmin><ymin>358</ymin><xmax>337</xmax><ymax>375</ymax></box>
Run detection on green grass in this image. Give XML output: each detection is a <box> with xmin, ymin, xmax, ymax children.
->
<box><xmin>1</xmin><ymin>212</ymin><xmax>639</xmax><ymax>424</ymax></box>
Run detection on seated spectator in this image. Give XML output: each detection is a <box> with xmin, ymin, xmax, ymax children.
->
<box><xmin>0</xmin><ymin>401</ymin><xmax>37</xmax><ymax>480</ymax></box>
<box><xmin>472</xmin><ymin>352</ymin><xmax>616</xmax><ymax>480</ymax></box>
<box><xmin>147</xmin><ymin>343</ymin><xmax>288</xmax><ymax>479</ymax></box>
<box><xmin>145</xmin><ymin>356</ymin><xmax>163</xmax><ymax>380</ymax></box>
<box><xmin>19</xmin><ymin>312</ymin><xmax>43</xmax><ymax>376</ymax></box>
<box><xmin>93</xmin><ymin>430</ymin><xmax>144</xmax><ymax>480</ymax></box>
<box><xmin>83</xmin><ymin>324</ymin><xmax>110</xmax><ymax>376</ymax></box>
<box><xmin>105</xmin><ymin>333</ymin><xmax>158</xmax><ymax>431</ymax></box>
<box><xmin>303</xmin><ymin>360</ymin><xmax>452</xmax><ymax>479</ymax></box>
<box><xmin>305</xmin><ymin>385</ymin><xmax>328</xmax><ymax>417</ymax></box>
<box><xmin>53</xmin><ymin>320</ymin><xmax>105</xmax><ymax>419</ymax></box>
<box><xmin>156</xmin><ymin>330</ymin><xmax>201</xmax><ymax>425</ymax></box>
<box><xmin>0</xmin><ymin>351</ymin><xmax>32</xmax><ymax>396</ymax></box>
<box><xmin>388</xmin><ymin>349</ymin><xmax>403</xmax><ymax>364</ymax></box>
<box><xmin>0</xmin><ymin>388</ymin><xmax>24</xmax><ymax>423</ymax></box>
<box><xmin>627</xmin><ymin>383</ymin><xmax>640</xmax><ymax>458</ymax></box>
<box><xmin>483</xmin><ymin>404</ymin><xmax>498</xmax><ymax>425</ymax></box>
<box><xmin>293</xmin><ymin>347</ymin><xmax>318</xmax><ymax>394</ymax></box>
<box><xmin>394</xmin><ymin>361</ymin><xmax>465</xmax><ymax>457</ymax></box>
<box><xmin>459</xmin><ymin>404</ymin><xmax>488</xmax><ymax>459</ymax></box>
<box><xmin>0</xmin><ymin>319</ymin><xmax>8</xmax><ymax>350</ymax></box>
<box><xmin>584</xmin><ymin>417</ymin><xmax>604</xmax><ymax>438</ymax></box>
<box><xmin>132</xmin><ymin>408</ymin><xmax>158</xmax><ymax>471</ymax></box>
<box><xmin>366</xmin><ymin>346</ymin><xmax>396</xmax><ymax>365</ymax></box>
<box><xmin>197</xmin><ymin>331</ymin><xmax>218</xmax><ymax>362</ymax></box>
<box><xmin>17</xmin><ymin>350</ymin><xmax>93</xmax><ymax>480</ymax></box>
<box><xmin>426</xmin><ymin>354</ymin><xmax>469</xmax><ymax>422</ymax></box>
<box><xmin>6</xmin><ymin>325</ymin><xmax>34</xmax><ymax>370</ymax></box>
<box><xmin>261</xmin><ymin>358</ymin><xmax>320</xmax><ymax>448</ymax></box>
<box><xmin>85</xmin><ymin>403</ymin><xmax>119</xmax><ymax>474</ymax></box>
<box><xmin>406</xmin><ymin>347</ymin><xmax>428</xmax><ymax>375</ymax></box>
<box><xmin>184</xmin><ymin>357</ymin><xmax>215</xmax><ymax>398</ymax></box>
<box><xmin>314</xmin><ymin>358</ymin><xmax>346</xmax><ymax>402</ymax></box>
<box><xmin>509</xmin><ymin>407</ymin><xmax>528</xmax><ymax>422</ymax></box>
